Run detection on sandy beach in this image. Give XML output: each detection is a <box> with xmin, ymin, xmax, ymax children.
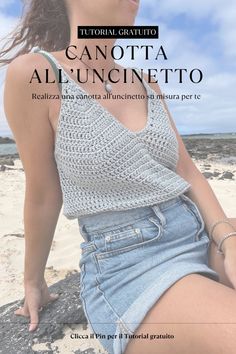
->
<box><xmin>0</xmin><ymin>137</ymin><xmax>235</xmax><ymax>353</ymax></box>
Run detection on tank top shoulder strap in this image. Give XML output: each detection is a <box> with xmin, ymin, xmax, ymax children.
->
<box><xmin>131</xmin><ymin>66</ymin><xmax>153</xmax><ymax>95</ymax></box>
<box><xmin>31</xmin><ymin>47</ymin><xmax>62</xmax><ymax>94</ymax></box>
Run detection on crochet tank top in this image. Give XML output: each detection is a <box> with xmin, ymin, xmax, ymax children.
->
<box><xmin>34</xmin><ymin>49</ymin><xmax>191</xmax><ymax>219</ymax></box>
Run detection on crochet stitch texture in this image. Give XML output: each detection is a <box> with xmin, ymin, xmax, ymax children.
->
<box><xmin>37</xmin><ymin>50</ymin><xmax>191</xmax><ymax>219</ymax></box>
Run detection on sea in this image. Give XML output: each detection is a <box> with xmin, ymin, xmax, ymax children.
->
<box><xmin>0</xmin><ymin>132</ymin><xmax>236</xmax><ymax>156</ymax></box>
<box><xmin>0</xmin><ymin>143</ymin><xmax>18</xmax><ymax>156</ymax></box>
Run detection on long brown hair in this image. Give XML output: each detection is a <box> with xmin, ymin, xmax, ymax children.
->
<box><xmin>0</xmin><ymin>0</ymin><xmax>70</xmax><ymax>66</ymax></box>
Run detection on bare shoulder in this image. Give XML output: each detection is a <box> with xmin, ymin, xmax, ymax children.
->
<box><xmin>4</xmin><ymin>52</ymin><xmax>52</xmax><ymax>121</ymax></box>
<box><xmin>7</xmin><ymin>51</ymin><xmax>44</xmax><ymax>69</ymax></box>
<box><xmin>5</xmin><ymin>52</ymin><xmax>48</xmax><ymax>87</ymax></box>
<box><xmin>4</xmin><ymin>53</ymin><xmax>60</xmax><ymax>191</ymax></box>
<box><xmin>4</xmin><ymin>51</ymin><xmax>61</xmax><ymax>119</ymax></box>
<box><xmin>3</xmin><ymin>52</ymin><xmax>54</xmax><ymax>138</ymax></box>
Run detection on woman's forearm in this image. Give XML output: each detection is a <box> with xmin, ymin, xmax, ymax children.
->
<box><xmin>183</xmin><ymin>166</ymin><xmax>236</xmax><ymax>254</ymax></box>
<box><xmin>23</xmin><ymin>199</ymin><xmax>62</xmax><ymax>285</ymax></box>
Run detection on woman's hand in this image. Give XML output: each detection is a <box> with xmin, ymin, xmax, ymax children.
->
<box><xmin>14</xmin><ymin>278</ymin><xmax>59</xmax><ymax>332</ymax></box>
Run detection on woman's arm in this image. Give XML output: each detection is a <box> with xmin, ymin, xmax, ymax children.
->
<box><xmin>140</xmin><ymin>74</ymin><xmax>236</xmax><ymax>288</ymax></box>
<box><xmin>162</xmin><ymin>100</ymin><xmax>235</xmax><ymax>255</ymax></box>
<box><xmin>147</xmin><ymin>78</ymin><xmax>236</xmax><ymax>257</ymax></box>
<box><xmin>4</xmin><ymin>53</ymin><xmax>62</xmax><ymax>329</ymax></box>
<box><xmin>159</xmin><ymin>97</ymin><xmax>236</xmax><ymax>288</ymax></box>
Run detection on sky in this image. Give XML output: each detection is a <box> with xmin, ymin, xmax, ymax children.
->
<box><xmin>0</xmin><ymin>0</ymin><xmax>235</xmax><ymax>137</ymax></box>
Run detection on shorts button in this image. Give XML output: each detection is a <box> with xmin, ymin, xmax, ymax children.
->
<box><xmin>134</xmin><ymin>228</ymin><xmax>140</xmax><ymax>234</ymax></box>
<box><xmin>105</xmin><ymin>235</ymin><xmax>111</xmax><ymax>241</ymax></box>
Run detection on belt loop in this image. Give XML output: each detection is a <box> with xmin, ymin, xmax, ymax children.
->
<box><xmin>180</xmin><ymin>194</ymin><xmax>205</xmax><ymax>241</ymax></box>
<box><xmin>78</xmin><ymin>222</ymin><xmax>89</xmax><ymax>242</ymax></box>
<box><xmin>151</xmin><ymin>204</ymin><xmax>166</xmax><ymax>227</ymax></box>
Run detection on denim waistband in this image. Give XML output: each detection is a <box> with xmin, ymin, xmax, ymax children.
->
<box><xmin>77</xmin><ymin>195</ymin><xmax>184</xmax><ymax>236</ymax></box>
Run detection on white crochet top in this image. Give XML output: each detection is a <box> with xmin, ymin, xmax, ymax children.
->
<box><xmin>37</xmin><ymin>50</ymin><xmax>191</xmax><ymax>219</ymax></box>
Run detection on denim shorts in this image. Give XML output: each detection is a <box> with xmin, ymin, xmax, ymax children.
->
<box><xmin>77</xmin><ymin>193</ymin><xmax>220</xmax><ymax>354</ymax></box>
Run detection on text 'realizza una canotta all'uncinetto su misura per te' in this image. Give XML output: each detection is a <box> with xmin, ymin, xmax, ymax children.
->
<box><xmin>29</xmin><ymin>45</ymin><xmax>204</xmax><ymax>86</ymax></box>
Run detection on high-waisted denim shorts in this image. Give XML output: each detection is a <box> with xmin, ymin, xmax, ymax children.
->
<box><xmin>77</xmin><ymin>193</ymin><xmax>220</xmax><ymax>354</ymax></box>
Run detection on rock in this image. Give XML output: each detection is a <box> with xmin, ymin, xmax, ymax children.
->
<box><xmin>0</xmin><ymin>136</ymin><xmax>15</xmax><ymax>144</ymax></box>
<box><xmin>182</xmin><ymin>138</ymin><xmax>236</xmax><ymax>162</ymax></box>
<box><xmin>196</xmin><ymin>153</ymin><xmax>209</xmax><ymax>160</ymax></box>
<box><xmin>202</xmin><ymin>172</ymin><xmax>214</xmax><ymax>179</ymax></box>
<box><xmin>3</xmin><ymin>166</ymin><xmax>24</xmax><ymax>172</ymax></box>
<box><xmin>74</xmin><ymin>350</ymin><xmax>97</xmax><ymax>354</ymax></box>
<box><xmin>213</xmin><ymin>172</ymin><xmax>221</xmax><ymax>177</ymax></box>
<box><xmin>0</xmin><ymin>271</ymin><xmax>91</xmax><ymax>354</ymax></box>
<box><xmin>0</xmin><ymin>158</ymin><xmax>15</xmax><ymax>166</ymax></box>
<box><xmin>0</xmin><ymin>165</ymin><xmax>6</xmax><ymax>172</ymax></box>
<box><xmin>3</xmin><ymin>233</ymin><xmax>24</xmax><ymax>238</ymax></box>
<box><xmin>218</xmin><ymin>171</ymin><xmax>234</xmax><ymax>180</ymax></box>
<box><xmin>0</xmin><ymin>153</ymin><xmax>19</xmax><ymax>160</ymax></box>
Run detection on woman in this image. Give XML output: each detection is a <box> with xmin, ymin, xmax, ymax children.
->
<box><xmin>1</xmin><ymin>1</ymin><xmax>236</xmax><ymax>353</ymax></box>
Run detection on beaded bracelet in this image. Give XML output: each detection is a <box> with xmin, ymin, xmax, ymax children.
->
<box><xmin>217</xmin><ymin>232</ymin><xmax>236</xmax><ymax>255</ymax></box>
<box><xmin>209</xmin><ymin>219</ymin><xmax>235</xmax><ymax>242</ymax></box>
